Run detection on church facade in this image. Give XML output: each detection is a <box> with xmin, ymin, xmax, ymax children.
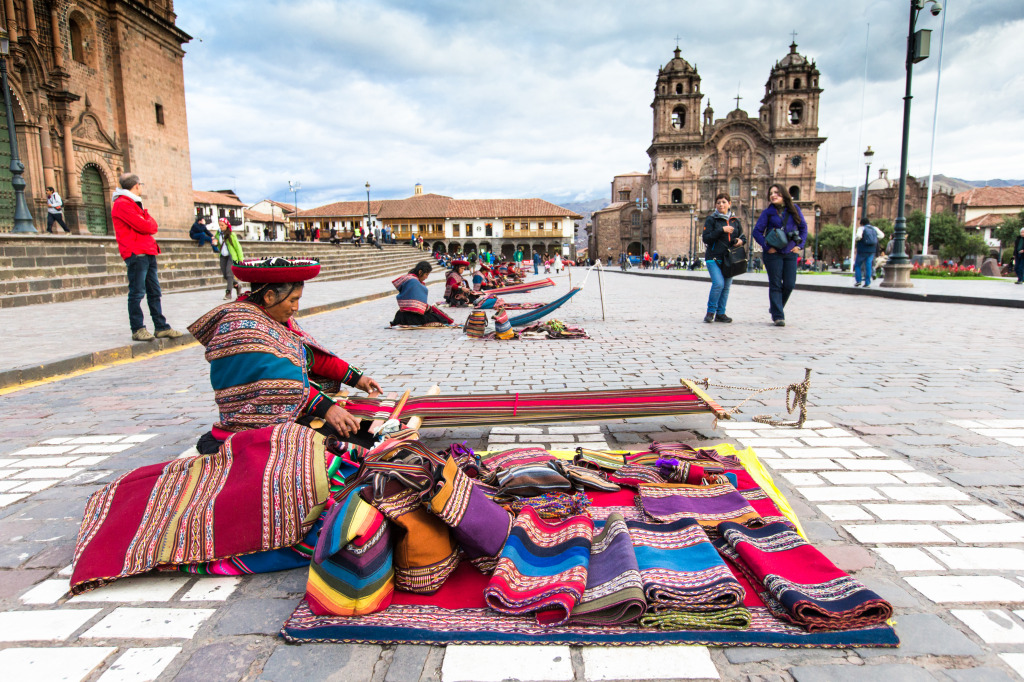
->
<box><xmin>590</xmin><ymin>43</ymin><xmax>826</xmax><ymax>260</ymax></box>
<box><xmin>0</xmin><ymin>1</ymin><xmax>193</xmax><ymax>235</ymax></box>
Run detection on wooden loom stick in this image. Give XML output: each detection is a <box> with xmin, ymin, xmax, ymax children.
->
<box><xmin>597</xmin><ymin>261</ymin><xmax>606</xmax><ymax>321</ymax></box>
<box><xmin>404</xmin><ymin>385</ymin><xmax>441</xmax><ymax>432</ymax></box>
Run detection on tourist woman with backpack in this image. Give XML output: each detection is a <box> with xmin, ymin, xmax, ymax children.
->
<box><xmin>752</xmin><ymin>184</ymin><xmax>806</xmax><ymax>327</ymax></box>
<box><xmin>702</xmin><ymin>192</ymin><xmax>744</xmax><ymax>323</ymax></box>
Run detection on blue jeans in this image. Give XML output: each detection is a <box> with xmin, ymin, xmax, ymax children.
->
<box><xmin>764</xmin><ymin>251</ymin><xmax>797</xmax><ymax>321</ymax></box>
<box><xmin>706</xmin><ymin>259</ymin><xmax>732</xmax><ymax>314</ymax></box>
<box><xmin>193</xmin><ymin>232</ymin><xmax>213</xmax><ymax>247</ymax></box>
<box><xmin>1015</xmin><ymin>259</ymin><xmax>1024</xmax><ymax>283</ymax></box>
<box><xmin>854</xmin><ymin>251</ymin><xmax>875</xmax><ymax>285</ymax></box>
<box><xmin>125</xmin><ymin>254</ymin><xmax>169</xmax><ymax>333</ymax></box>
<box><xmin>533</xmin><ymin>261</ymin><xmax>540</xmax><ymax>275</ymax></box>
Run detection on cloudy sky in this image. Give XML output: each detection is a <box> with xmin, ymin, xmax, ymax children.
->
<box><xmin>175</xmin><ymin>0</ymin><xmax>1023</xmax><ymax>208</ymax></box>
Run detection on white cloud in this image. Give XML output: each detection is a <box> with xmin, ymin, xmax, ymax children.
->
<box><xmin>176</xmin><ymin>0</ymin><xmax>1024</xmax><ymax>207</ymax></box>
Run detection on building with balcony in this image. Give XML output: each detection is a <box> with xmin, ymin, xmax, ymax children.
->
<box><xmin>193</xmin><ymin>190</ymin><xmax>245</xmax><ymax>232</ymax></box>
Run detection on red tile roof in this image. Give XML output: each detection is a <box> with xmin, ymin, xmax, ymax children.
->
<box><xmin>266</xmin><ymin>199</ymin><xmax>296</xmax><ymax>213</ymax></box>
<box><xmin>194</xmin><ymin>190</ymin><xmax>245</xmax><ymax>207</ymax></box>
<box><xmin>294</xmin><ymin>194</ymin><xmax>581</xmax><ymax>221</ymax></box>
<box><xmin>380</xmin><ymin>194</ymin><xmax>455</xmax><ymax>219</ymax></box>
<box><xmin>954</xmin><ymin>186</ymin><xmax>1024</xmax><ymax>207</ymax></box>
<box><xmin>964</xmin><ymin>212</ymin><xmax>1007</xmax><ymax>228</ymax></box>
<box><xmin>244</xmin><ymin>209</ymin><xmax>286</xmax><ymax>223</ymax></box>
<box><xmin>295</xmin><ymin>200</ymin><xmax>386</xmax><ymax>218</ymax></box>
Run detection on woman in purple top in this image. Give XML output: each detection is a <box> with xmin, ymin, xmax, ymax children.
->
<box><xmin>752</xmin><ymin>184</ymin><xmax>807</xmax><ymax>327</ymax></box>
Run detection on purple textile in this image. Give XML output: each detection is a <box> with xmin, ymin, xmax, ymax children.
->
<box><xmin>638</xmin><ymin>483</ymin><xmax>762</xmax><ymax>533</ymax></box>
<box><xmin>570</xmin><ymin>513</ymin><xmax>646</xmax><ymax>625</ymax></box>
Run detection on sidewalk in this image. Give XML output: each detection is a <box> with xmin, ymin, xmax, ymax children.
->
<box><xmin>0</xmin><ymin>272</ymin><xmax>444</xmax><ymax>388</ymax></box>
<box><xmin>615</xmin><ymin>267</ymin><xmax>1024</xmax><ymax>308</ymax></box>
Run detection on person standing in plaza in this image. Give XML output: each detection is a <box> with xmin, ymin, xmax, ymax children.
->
<box><xmin>532</xmin><ymin>250</ymin><xmax>542</xmax><ymax>275</ymax></box>
<box><xmin>702</xmin><ymin>192</ymin><xmax>744</xmax><ymax>323</ymax></box>
<box><xmin>111</xmin><ymin>173</ymin><xmax>183</xmax><ymax>341</ymax></box>
<box><xmin>553</xmin><ymin>252</ymin><xmax>563</xmax><ymax>273</ymax></box>
<box><xmin>853</xmin><ymin>218</ymin><xmax>884</xmax><ymax>288</ymax></box>
<box><xmin>753</xmin><ymin>184</ymin><xmax>806</xmax><ymax>327</ymax></box>
<box><xmin>1014</xmin><ymin>227</ymin><xmax>1024</xmax><ymax>284</ymax></box>
<box><xmin>213</xmin><ymin>217</ymin><xmax>244</xmax><ymax>300</ymax></box>
<box><xmin>46</xmin><ymin>186</ymin><xmax>69</xmax><ymax>234</ymax></box>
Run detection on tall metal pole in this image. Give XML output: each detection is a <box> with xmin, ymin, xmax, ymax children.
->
<box><xmin>849</xmin><ymin>23</ymin><xmax>870</xmax><ymax>260</ymax></box>
<box><xmin>922</xmin><ymin>0</ymin><xmax>948</xmax><ymax>257</ymax></box>
<box><xmin>1</xmin><ymin>48</ymin><xmax>37</xmax><ymax>233</ymax></box>
<box><xmin>365</xmin><ymin>181</ymin><xmax>371</xmax><ymax>243</ymax></box>
<box><xmin>862</xmin><ymin>160</ymin><xmax>872</xmax><ymax>223</ymax></box>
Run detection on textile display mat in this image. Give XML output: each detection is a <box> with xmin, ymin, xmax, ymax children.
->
<box><xmin>387</xmin><ymin>324</ymin><xmax>459</xmax><ymax>330</ymax></box>
<box><xmin>281</xmin><ymin>445</ymin><xmax>898</xmax><ymax>648</ymax></box>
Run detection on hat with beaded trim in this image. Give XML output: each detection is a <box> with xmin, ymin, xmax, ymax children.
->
<box><xmin>232</xmin><ymin>257</ymin><xmax>321</xmax><ymax>283</ymax></box>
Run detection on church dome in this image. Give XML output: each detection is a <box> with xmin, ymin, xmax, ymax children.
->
<box><xmin>661</xmin><ymin>46</ymin><xmax>694</xmax><ymax>74</ymax></box>
<box><xmin>778</xmin><ymin>42</ymin><xmax>806</xmax><ymax>67</ymax></box>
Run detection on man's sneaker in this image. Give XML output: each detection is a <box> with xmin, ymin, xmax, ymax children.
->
<box><xmin>703</xmin><ymin>312</ymin><xmax>715</xmax><ymax>323</ymax></box>
<box><xmin>773</xmin><ymin>319</ymin><xmax>786</xmax><ymax>327</ymax></box>
<box><xmin>155</xmin><ymin>328</ymin><xmax>184</xmax><ymax>339</ymax></box>
<box><xmin>132</xmin><ymin>328</ymin><xmax>155</xmax><ymax>342</ymax></box>
<box><xmin>853</xmin><ymin>282</ymin><xmax>861</xmax><ymax>287</ymax></box>
<box><xmin>715</xmin><ymin>314</ymin><xmax>732</xmax><ymax>323</ymax></box>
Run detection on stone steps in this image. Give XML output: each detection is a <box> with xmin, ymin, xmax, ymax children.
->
<box><xmin>0</xmin><ymin>235</ymin><xmax>429</xmax><ymax>308</ymax></box>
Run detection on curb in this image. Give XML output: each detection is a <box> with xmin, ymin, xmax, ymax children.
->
<box><xmin>612</xmin><ymin>269</ymin><xmax>1024</xmax><ymax>309</ymax></box>
<box><xmin>0</xmin><ymin>288</ymin><xmax>400</xmax><ymax>390</ymax></box>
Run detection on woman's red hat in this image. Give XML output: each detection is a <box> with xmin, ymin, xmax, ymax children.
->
<box><xmin>232</xmin><ymin>257</ymin><xmax>321</xmax><ymax>283</ymax></box>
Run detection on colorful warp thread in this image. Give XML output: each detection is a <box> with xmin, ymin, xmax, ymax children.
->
<box><xmin>651</xmin><ymin>442</ymin><xmax>743</xmax><ymax>468</ymax></box>
<box><xmin>716</xmin><ymin>521</ymin><xmax>893</xmax><ymax>632</ymax></box>
<box><xmin>570</xmin><ymin>513</ymin><xmax>646</xmax><ymax>625</ymax></box>
<box><xmin>481</xmin><ymin>447</ymin><xmax>556</xmax><ymax>471</ymax></box>
<box><xmin>484</xmin><ymin>506</ymin><xmax>594</xmax><ymax>627</ymax></box>
<box><xmin>305</xmin><ymin>493</ymin><xmax>394</xmax><ymax>616</ymax></box>
<box><xmin>573</xmin><ymin>448</ymin><xmax>626</xmax><ymax>472</ymax></box>
<box><xmin>71</xmin><ymin>423</ymin><xmax>330</xmax><ymax>595</ymax></box>
<box><xmin>506</xmin><ymin>491</ymin><xmax>592</xmax><ymax>519</ymax></box>
<box><xmin>608</xmin><ymin>464</ymin><xmax>668</xmax><ymax>488</ymax></box>
<box><xmin>638</xmin><ymin>483</ymin><xmax>764</xmax><ymax>534</ymax></box>
<box><xmin>628</xmin><ymin>517</ymin><xmax>750</xmax><ymax>630</ymax></box>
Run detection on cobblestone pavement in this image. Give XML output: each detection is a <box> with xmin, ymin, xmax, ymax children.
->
<box><xmin>0</xmin><ymin>268</ymin><xmax>1022</xmax><ymax>681</ymax></box>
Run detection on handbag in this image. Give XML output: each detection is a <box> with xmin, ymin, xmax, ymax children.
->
<box><xmin>722</xmin><ymin>244</ymin><xmax>748</xmax><ymax>278</ymax></box>
<box><xmin>764</xmin><ymin>226</ymin><xmax>789</xmax><ymax>250</ymax></box>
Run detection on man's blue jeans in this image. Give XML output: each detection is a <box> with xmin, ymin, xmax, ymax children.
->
<box><xmin>193</xmin><ymin>232</ymin><xmax>213</xmax><ymax>248</ymax></box>
<box><xmin>854</xmin><ymin>251</ymin><xmax>875</xmax><ymax>285</ymax></box>
<box><xmin>706</xmin><ymin>259</ymin><xmax>732</xmax><ymax>314</ymax></box>
<box><xmin>126</xmin><ymin>254</ymin><xmax>169</xmax><ymax>333</ymax></box>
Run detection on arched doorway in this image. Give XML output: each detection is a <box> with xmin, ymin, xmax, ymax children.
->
<box><xmin>433</xmin><ymin>241</ymin><xmax>446</xmax><ymax>253</ymax></box>
<box><xmin>80</xmin><ymin>165</ymin><xmax>110</xmax><ymax>235</ymax></box>
<box><xmin>532</xmin><ymin>242</ymin><xmax>546</xmax><ymax>258</ymax></box>
<box><xmin>449</xmin><ymin>243</ymin><xmax>463</xmax><ymax>255</ymax></box>
<box><xmin>627</xmin><ymin>241</ymin><xmax>642</xmax><ymax>256</ymax></box>
<box><xmin>517</xmin><ymin>244</ymin><xmax>531</xmax><ymax>259</ymax></box>
<box><xmin>464</xmin><ymin>241</ymin><xmax>477</xmax><ymax>256</ymax></box>
<box><xmin>500</xmin><ymin>243</ymin><xmax>515</xmax><ymax>260</ymax></box>
<box><xmin>0</xmin><ymin>92</ymin><xmax>14</xmax><ymax>232</ymax></box>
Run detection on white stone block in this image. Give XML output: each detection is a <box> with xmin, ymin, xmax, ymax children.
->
<box><xmin>98</xmin><ymin>646</ymin><xmax>181</xmax><ymax>682</ymax></box>
<box><xmin>70</xmin><ymin>444</ymin><xmax>134</xmax><ymax>454</ymax></box>
<box><xmin>82</xmin><ymin>607</ymin><xmax>215</xmax><ymax>639</ymax></box>
<box><xmin>580</xmin><ymin>645</ymin><xmax>719</xmax><ymax>680</ymax></box>
<box><xmin>799</xmin><ymin>420</ymin><xmax>836</xmax><ymax>429</ymax></box>
<box><xmin>0</xmin><ymin>480</ymin><xmax>19</xmax><ymax>491</ymax></box>
<box><xmin>575</xmin><ymin>442</ymin><xmax>611</xmax><ymax>450</ymax></box>
<box><xmin>816</xmin><ymin>428</ymin><xmax>853</xmax><ymax>437</ymax></box>
<box><xmin>979</xmin><ymin>420</ymin><xmax>1024</xmax><ymax>428</ymax></box>
<box><xmin>852</xmin><ymin>448</ymin><xmax>890</xmax><ymax>458</ymax></box>
<box><xmin>797</xmin><ymin>487</ymin><xmax>883</xmax><ymax>502</ymax></box>
<box><xmin>954</xmin><ymin>505</ymin><xmax>1012</xmax><ymax>521</ymax></box>
<box><xmin>121</xmin><ymin>434</ymin><xmax>156</xmax><ymax>443</ymax></box>
<box><xmin>799</xmin><ymin>437</ymin><xmax>869</xmax><ymax>447</ymax></box>
<box><xmin>549</xmin><ymin>426</ymin><xmax>601</xmax><ymax>434</ymax></box>
<box><xmin>836</xmin><ymin>459</ymin><xmax>914</xmax><ymax>472</ymax></box>
<box><xmin>12</xmin><ymin>445</ymin><xmax>76</xmax><ymax>455</ymax></box>
<box><xmin>771</xmin><ymin>459</ymin><xmax>843</xmax><ymax>471</ymax></box>
<box><xmin>750</xmin><ymin>448</ymin><xmax>784</xmax><ymax>459</ymax></box>
<box><xmin>975</xmin><ymin>429</ymin><xmax>1024</xmax><ymax>438</ymax></box>
<box><xmin>442</xmin><ymin>645</ymin><xmax>574</xmax><ymax>682</ymax></box>
<box><xmin>905</xmin><ymin>575</ymin><xmax>1024</xmax><ymax>603</ymax></box>
<box><xmin>9</xmin><ymin>480</ymin><xmax>59</xmax><ymax>494</ymax></box>
<box><xmin>1000</xmin><ymin>654</ymin><xmax>1024</xmax><ymax>679</ymax></box>
<box><xmin>72</xmin><ymin>576</ymin><xmax>190</xmax><ymax>603</ymax></box>
<box><xmin>180</xmin><ymin>577</ymin><xmax>240</xmax><ymax>602</ymax></box>
<box><xmin>70</xmin><ymin>456</ymin><xmax>111</xmax><ymax>467</ymax></box>
<box><xmin>951</xmin><ymin>610</ymin><xmax>1024</xmax><ymax>644</ymax></box>
<box><xmin>927</xmin><ymin>546</ymin><xmax>1024</xmax><ymax>571</ymax></box>
<box><xmin>843</xmin><ymin>524</ymin><xmax>953</xmax><ymax>544</ymax></box>
<box><xmin>950</xmin><ymin>420</ymin><xmax>984</xmax><ymax>428</ymax></box>
<box><xmin>42</xmin><ymin>437</ymin><xmax>75</xmax><ymax>444</ymax></box>
<box><xmin>821</xmin><ymin>471</ymin><xmax>903</xmax><ymax>486</ymax></box>
<box><xmin>0</xmin><ymin>646</ymin><xmax>116</xmax><ymax>681</ymax></box>
<box><xmin>489</xmin><ymin>426</ymin><xmax>544</xmax><ymax>435</ymax></box>
<box><xmin>879</xmin><ymin>486</ymin><xmax>970</xmax><ymax>502</ymax></box>
<box><xmin>0</xmin><ymin>493</ymin><xmax>29</xmax><ymax>508</ymax></box>
<box><xmin>873</xmin><ymin>547</ymin><xmax>944</xmax><ymax>572</ymax></box>
<box><xmin>817</xmin><ymin>504</ymin><xmax>872</xmax><ymax>521</ymax></box>
<box><xmin>0</xmin><ymin>458</ymin><xmax>21</xmax><ymax>467</ymax></box>
<box><xmin>13</xmin><ymin>468</ymin><xmax>84</xmax><ymax>480</ymax></box>
<box><xmin>19</xmin><ymin>579</ymin><xmax>71</xmax><ymax>604</ymax></box>
<box><xmin>0</xmin><ymin>608</ymin><xmax>102</xmax><ymax>641</ymax></box>
<box><xmin>68</xmin><ymin>435</ymin><xmax>126</xmax><ymax>444</ymax></box>
<box><xmin>778</xmin><ymin>472</ymin><xmax>824</xmax><ymax>487</ymax></box>
<box><xmin>9</xmin><ymin>456</ymin><xmax>79</xmax><ymax>467</ymax></box>
<box><xmin>998</xmin><ymin>438</ymin><xmax>1024</xmax><ymax>447</ymax></box>
<box><xmin>894</xmin><ymin>472</ymin><xmax>942</xmax><ymax>484</ymax></box>
<box><xmin>721</xmin><ymin>422</ymin><xmax>771</xmax><ymax>430</ymax></box>
<box><xmin>862</xmin><ymin>504</ymin><xmax>967</xmax><ymax>522</ymax></box>
<box><xmin>780</xmin><ymin>447</ymin><xmax>853</xmax><ymax>459</ymax></box>
<box><xmin>735</xmin><ymin>438</ymin><xmax>804</xmax><ymax>448</ymax></box>
<box><xmin>941</xmin><ymin>523</ymin><xmax>1024</xmax><ymax>544</ymax></box>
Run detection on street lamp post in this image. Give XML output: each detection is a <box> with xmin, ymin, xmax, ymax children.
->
<box><xmin>748</xmin><ymin>187</ymin><xmax>758</xmax><ymax>272</ymax></box>
<box><xmin>861</xmin><ymin>146</ymin><xmax>874</xmax><ymax>224</ymax></box>
<box><xmin>288</xmin><ymin>180</ymin><xmax>301</xmax><ymax>240</ymax></box>
<box><xmin>849</xmin><ymin>146</ymin><xmax>874</xmax><ymax>262</ymax></box>
<box><xmin>1</xmin><ymin>30</ymin><xmax>36</xmax><ymax>233</ymax></box>
<box><xmin>814</xmin><ymin>206</ymin><xmax>822</xmax><ymax>268</ymax></box>
<box><xmin>688</xmin><ymin>206</ymin><xmax>695</xmax><ymax>264</ymax></box>
<box><xmin>883</xmin><ymin>0</ymin><xmax>942</xmax><ymax>288</ymax></box>
<box><xmin>365</xmin><ymin>181</ymin><xmax>372</xmax><ymax>243</ymax></box>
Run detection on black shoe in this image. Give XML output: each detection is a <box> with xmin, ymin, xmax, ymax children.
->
<box><xmin>853</xmin><ymin>282</ymin><xmax>860</xmax><ymax>287</ymax></box>
<box><xmin>703</xmin><ymin>313</ymin><xmax>715</xmax><ymax>323</ymax></box>
<box><xmin>773</xmin><ymin>319</ymin><xmax>786</xmax><ymax>327</ymax></box>
<box><xmin>715</xmin><ymin>314</ymin><xmax>732</xmax><ymax>323</ymax></box>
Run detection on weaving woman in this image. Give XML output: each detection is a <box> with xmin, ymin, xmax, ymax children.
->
<box><xmin>189</xmin><ymin>256</ymin><xmax>384</xmax><ymax>451</ymax></box>
<box><xmin>391</xmin><ymin>260</ymin><xmax>455</xmax><ymax>326</ymax></box>
<box><xmin>444</xmin><ymin>259</ymin><xmax>480</xmax><ymax>307</ymax></box>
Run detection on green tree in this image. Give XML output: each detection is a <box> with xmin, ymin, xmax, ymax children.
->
<box><xmin>815</xmin><ymin>223</ymin><xmax>852</xmax><ymax>263</ymax></box>
<box><xmin>994</xmin><ymin>210</ymin><xmax>1023</xmax><ymax>247</ymax></box>
<box><xmin>905</xmin><ymin>210</ymin><xmax>964</xmax><ymax>254</ymax></box>
<box><xmin>905</xmin><ymin>209</ymin><xmax>927</xmax><ymax>249</ymax></box>
<box><xmin>873</xmin><ymin>218</ymin><xmax>893</xmax><ymax>253</ymax></box>
<box><xmin>939</xmin><ymin>232</ymin><xmax>989</xmax><ymax>264</ymax></box>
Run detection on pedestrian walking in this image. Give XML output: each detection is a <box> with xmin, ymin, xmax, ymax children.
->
<box><xmin>702</xmin><ymin>192</ymin><xmax>744</xmax><ymax>323</ymax></box>
<box><xmin>753</xmin><ymin>184</ymin><xmax>806</xmax><ymax>327</ymax></box>
<box><xmin>853</xmin><ymin>218</ymin><xmax>884</xmax><ymax>288</ymax></box>
<box><xmin>189</xmin><ymin>216</ymin><xmax>213</xmax><ymax>248</ymax></box>
<box><xmin>1015</xmin><ymin>227</ymin><xmax>1024</xmax><ymax>284</ymax></box>
<box><xmin>111</xmin><ymin>173</ymin><xmax>183</xmax><ymax>341</ymax></box>
<box><xmin>532</xmin><ymin>250</ymin><xmax>541</xmax><ymax>275</ymax></box>
<box><xmin>46</xmin><ymin>186</ymin><xmax>69</xmax><ymax>234</ymax></box>
<box><xmin>213</xmin><ymin>217</ymin><xmax>244</xmax><ymax>300</ymax></box>
<box><xmin>553</xmin><ymin>252</ymin><xmax>563</xmax><ymax>273</ymax></box>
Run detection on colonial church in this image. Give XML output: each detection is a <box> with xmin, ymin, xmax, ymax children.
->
<box><xmin>590</xmin><ymin>43</ymin><xmax>825</xmax><ymax>259</ymax></box>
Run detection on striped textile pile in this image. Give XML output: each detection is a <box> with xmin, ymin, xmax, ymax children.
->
<box><xmin>463</xmin><ymin>310</ymin><xmax>487</xmax><ymax>338</ymax></box>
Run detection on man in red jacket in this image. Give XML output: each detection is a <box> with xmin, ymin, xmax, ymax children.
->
<box><xmin>112</xmin><ymin>173</ymin><xmax>183</xmax><ymax>341</ymax></box>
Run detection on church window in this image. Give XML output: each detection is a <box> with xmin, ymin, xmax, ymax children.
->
<box><xmin>788</xmin><ymin>101</ymin><xmax>804</xmax><ymax>124</ymax></box>
<box><xmin>618</xmin><ymin>190</ymin><xmax>631</xmax><ymax>201</ymax></box>
<box><xmin>538</xmin><ymin>221</ymin><xmax>545</xmax><ymax>230</ymax></box>
<box><xmin>789</xmin><ymin>186</ymin><xmax>801</xmax><ymax>200</ymax></box>
<box><xmin>660</xmin><ymin>85</ymin><xmax>665</xmax><ymax>94</ymax></box>
<box><xmin>778</xmin><ymin>79</ymin><xmax>783</xmax><ymax>88</ymax></box>
<box><xmin>70</xmin><ymin>18</ymin><xmax>87</xmax><ymax>65</ymax></box>
<box><xmin>504</xmin><ymin>221</ymin><xmax>514</xmax><ymax>231</ymax></box>
<box><xmin>155</xmin><ymin>104</ymin><xmax>165</xmax><ymax>125</ymax></box>
<box><xmin>671</xmin><ymin>106</ymin><xmax>686</xmax><ymax>129</ymax></box>
<box><xmin>486</xmin><ymin>223</ymin><xmax>493</xmax><ymax>237</ymax></box>
<box><xmin>521</xmin><ymin>221</ymin><xmax>528</xmax><ymax>230</ymax></box>
<box><xmin>672</xmin><ymin>159</ymin><xmax>683</xmax><ymax>171</ymax></box>
<box><xmin>671</xmin><ymin>189</ymin><xmax>682</xmax><ymax>204</ymax></box>
<box><xmin>675</xmin><ymin>83</ymin><xmax>683</xmax><ymax>94</ymax></box>
<box><xmin>794</xmin><ymin>78</ymin><xmax>801</xmax><ymax>89</ymax></box>
<box><xmin>729</xmin><ymin>178</ymin><xmax>740</xmax><ymax>197</ymax></box>
<box><xmin>631</xmin><ymin>212</ymin><xmax>640</xmax><ymax>227</ymax></box>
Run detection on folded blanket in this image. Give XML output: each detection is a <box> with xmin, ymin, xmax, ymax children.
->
<box><xmin>638</xmin><ymin>483</ymin><xmax>763</xmax><ymax>533</ymax></box>
<box><xmin>429</xmin><ymin>457</ymin><xmax>513</xmax><ymax>572</ymax></box>
<box><xmin>570</xmin><ymin>514</ymin><xmax>646</xmax><ymax>625</ymax></box>
<box><xmin>484</xmin><ymin>507</ymin><xmax>594</xmax><ymax>626</ymax></box>
<box><xmin>716</xmin><ymin>521</ymin><xmax>892</xmax><ymax>632</ymax></box>
<box><xmin>628</xmin><ymin>517</ymin><xmax>749</xmax><ymax>630</ymax></box>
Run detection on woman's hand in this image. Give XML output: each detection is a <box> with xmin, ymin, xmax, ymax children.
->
<box><xmin>734</xmin><ymin>239</ymin><xmax>744</xmax><ymax>247</ymax></box>
<box><xmin>723</xmin><ymin>225</ymin><xmax>734</xmax><ymax>235</ymax></box>
<box><xmin>356</xmin><ymin>375</ymin><xmax>383</xmax><ymax>397</ymax></box>
<box><xmin>768</xmin><ymin>247</ymin><xmax>778</xmax><ymax>254</ymax></box>
<box><xmin>325</xmin><ymin>404</ymin><xmax>361</xmax><ymax>437</ymax></box>
<box><xmin>790</xmin><ymin>246</ymin><xmax>801</xmax><ymax>254</ymax></box>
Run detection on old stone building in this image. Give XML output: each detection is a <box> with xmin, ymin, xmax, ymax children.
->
<box><xmin>0</xmin><ymin>1</ymin><xmax>192</xmax><ymax>235</ymax></box>
<box><xmin>590</xmin><ymin>43</ymin><xmax>826</xmax><ymax>259</ymax></box>
<box><xmin>817</xmin><ymin>168</ymin><xmax>955</xmax><ymax>229</ymax></box>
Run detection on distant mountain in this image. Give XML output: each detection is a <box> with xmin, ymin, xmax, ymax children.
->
<box><xmin>554</xmin><ymin>199</ymin><xmax>610</xmax><ymax>251</ymax></box>
<box><xmin>817</xmin><ymin>176</ymin><xmax>1024</xmax><ymax>196</ymax></box>
<box><xmin>816</xmin><ymin>181</ymin><xmax>852</xmax><ymax>192</ymax></box>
